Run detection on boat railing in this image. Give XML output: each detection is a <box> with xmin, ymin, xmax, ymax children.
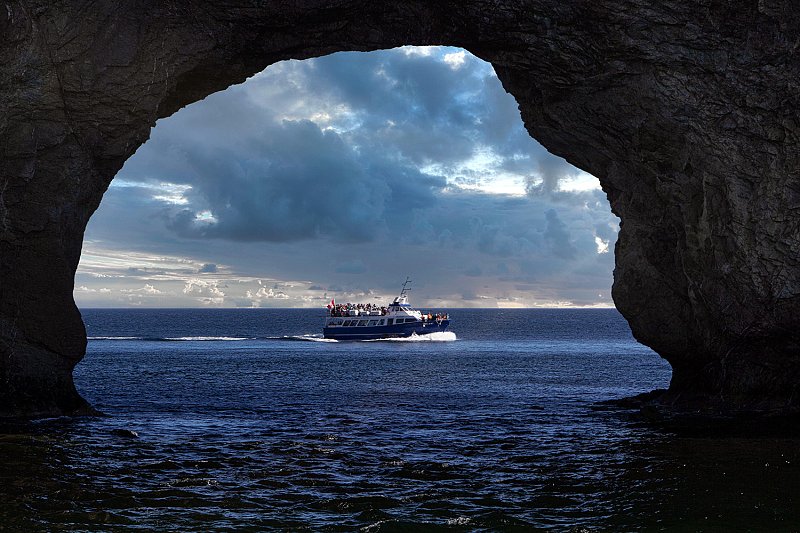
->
<box><xmin>328</xmin><ymin>303</ymin><xmax>447</xmax><ymax>321</ymax></box>
<box><xmin>328</xmin><ymin>305</ymin><xmax>389</xmax><ymax>317</ymax></box>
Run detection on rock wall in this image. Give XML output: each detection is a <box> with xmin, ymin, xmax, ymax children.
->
<box><xmin>1</xmin><ymin>0</ymin><xmax>799</xmax><ymax>416</ymax></box>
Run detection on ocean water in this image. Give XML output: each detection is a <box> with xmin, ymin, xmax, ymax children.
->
<box><xmin>1</xmin><ymin>308</ymin><xmax>799</xmax><ymax>531</ymax></box>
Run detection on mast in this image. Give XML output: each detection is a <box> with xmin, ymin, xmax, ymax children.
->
<box><xmin>400</xmin><ymin>277</ymin><xmax>412</xmax><ymax>297</ymax></box>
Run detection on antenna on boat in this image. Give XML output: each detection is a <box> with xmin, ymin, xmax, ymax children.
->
<box><xmin>400</xmin><ymin>277</ymin><xmax>412</xmax><ymax>296</ymax></box>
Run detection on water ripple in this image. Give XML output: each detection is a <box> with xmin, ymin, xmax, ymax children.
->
<box><xmin>1</xmin><ymin>309</ymin><xmax>797</xmax><ymax>530</ymax></box>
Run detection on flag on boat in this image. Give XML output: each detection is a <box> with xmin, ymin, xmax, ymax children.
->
<box><xmin>327</xmin><ymin>298</ymin><xmax>335</xmax><ymax>309</ymax></box>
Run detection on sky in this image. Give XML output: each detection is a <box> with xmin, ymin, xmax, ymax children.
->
<box><xmin>75</xmin><ymin>46</ymin><xmax>619</xmax><ymax>308</ymax></box>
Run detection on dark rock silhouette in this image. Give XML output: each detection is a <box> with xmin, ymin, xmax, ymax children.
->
<box><xmin>1</xmin><ymin>1</ymin><xmax>799</xmax><ymax>417</ymax></box>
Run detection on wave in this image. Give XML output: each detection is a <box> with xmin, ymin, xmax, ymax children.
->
<box><xmin>87</xmin><ymin>333</ymin><xmax>454</xmax><ymax>343</ymax></box>
<box><xmin>163</xmin><ymin>336</ymin><xmax>253</xmax><ymax>342</ymax></box>
<box><xmin>88</xmin><ymin>336</ymin><xmax>143</xmax><ymax>341</ymax></box>
<box><xmin>88</xmin><ymin>336</ymin><xmax>253</xmax><ymax>342</ymax></box>
<box><xmin>89</xmin><ymin>334</ymin><xmax>337</xmax><ymax>343</ymax></box>
<box><xmin>273</xmin><ymin>335</ymin><xmax>339</xmax><ymax>343</ymax></box>
<box><xmin>366</xmin><ymin>332</ymin><xmax>457</xmax><ymax>342</ymax></box>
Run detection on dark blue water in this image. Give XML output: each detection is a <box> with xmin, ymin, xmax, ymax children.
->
<box><xmin>2</xmin><ymin>309</ymin><xmax>798</xmax><ymax>531</ymax></box>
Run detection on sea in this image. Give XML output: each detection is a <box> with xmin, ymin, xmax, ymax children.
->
<box><xmin>1</xmin><ymin>308</ymin><xmax>799</xmax><ymax>531</ymax></box>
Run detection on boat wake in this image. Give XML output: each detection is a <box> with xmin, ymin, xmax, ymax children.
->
<box><xmin>366</xmin><ymin>332</ymin><xmax>457</xmax><ymax>342</ymax></box>
<box><xmin>277</xmin><ymin>335</ymin><xmax>339</xmax><ymax>343</ymax></box>
<box><xmin>164</xmin><ymin>336</ymin><xmax>253</xmax><ymax>341</ymax></box>
<box><xmin>87</xmin><ymin>336</ymin><xmax>142</xmax><ymax>341</ymax></box>
<box><xmin>88</xmin><ymin>336</ymin><xmax>254</xmax><ymax>342</ymax></box>
<box><xmin>88</xmin><ymin>333</ymin><xmax>454</xmax><ymax>343</ymax></box>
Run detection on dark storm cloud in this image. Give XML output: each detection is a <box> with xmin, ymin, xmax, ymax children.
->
<box><xmin>164</xmin><ymin>119</ymin><xmax>394</xmax><ymax>243</ymax></box>
<box><xmin>122</xmin><ymin>73</ymin><xmax>454</xmax><ymax>243</ymax></box>
<box><xmin>543</xmin><ymin>209</ymin><xmax>577</xmax><ymax>260</ymax></box>
<box><xmin>116</xmin><ymin>47</ymin><xmax>585</xmax><ymax>246</ymax></box>
<box><xmin>285</xmin><ymin>49</ymin><xmax>562</xmax><ymax>178</ymax></box>
<box><xmin>335</xmin><ymin>259</ymin><xmax>367</xmax><ymax>274</ymax></box>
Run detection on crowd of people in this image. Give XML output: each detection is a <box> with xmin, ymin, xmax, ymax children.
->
<box><xmin>327</xmin><ymin>301</ymin><xmax>448</xmax><ymax>321</ymax></box>
<box><xmin>328</xmin><ymin>302</ymin><xmax>387</xmax><ymax>317</ymax></box>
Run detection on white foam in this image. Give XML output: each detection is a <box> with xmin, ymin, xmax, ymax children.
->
<box><xmin>164</xmin><ymin>336</ymin><xmax>251</xmax><ymax>341</ymax></box>
<box><xmin>87</xmin><ymin>336</ymin><xmax>141</xmax><ymax>340</ymax></box>
<box><xmin>283</xmin><ymin>335</ymin><xmax>339</xmax><ymax>343</ymax></box>
<box><xmin>369</xmin><ymin>331</ymin><xmax>457</xmax><ymax>342</ymax></box>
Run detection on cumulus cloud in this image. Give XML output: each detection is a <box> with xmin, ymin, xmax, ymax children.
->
<box><xmin>121</xmin><ymin>284</ymin><xmax>163</xmax><ymax>295</ymax></box>
<box><xmin>443</xmin><ymin>50</ymin><xmax>467</xmax><ymax>69</ymax></box>
<box><xmin>75</xmin><ymin>285</ymin><xmax>112</xmax><ymax>293</ymax></box>
<box><xmin>182</xmin><ymin>280</ymin><xmax>225</xmax><ymax>305</ymax></box>
<box><xmin>246</xmin><ymin>287</ymin><xmax>291</xmax><ymax>302</ymax></box>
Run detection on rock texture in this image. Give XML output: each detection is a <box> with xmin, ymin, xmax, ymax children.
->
<box><xmin>1</xmin><ymin>0</ymin><xmax>799</xmax><ymax>416</ymax></box>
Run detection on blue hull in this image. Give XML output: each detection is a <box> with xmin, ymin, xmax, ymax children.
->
<box><xmin>323</xmin><ymin>319</ymin><xmax>450</xmax><ymax>340</ymax></box>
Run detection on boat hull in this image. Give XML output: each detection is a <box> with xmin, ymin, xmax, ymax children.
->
<box><xmin>323</xmin><ymin>319</ymin><xmax>450</xmax><ymax>340</ymax></box>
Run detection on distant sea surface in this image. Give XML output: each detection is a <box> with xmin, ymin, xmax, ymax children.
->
<box><xmin>1</xmin><ymin>308</ymin><xmax>799</xmax><ymax>530</ymax></box>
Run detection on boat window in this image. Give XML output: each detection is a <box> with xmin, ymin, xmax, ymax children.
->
<box><xmin>368</xmin><ymin>320</ymin><xmax>378</xmax><ymax>326</ymax></box>
<box><xmin>342</xmin><ymin>320</ymin><xmax>351</xmax><ymax>326</ymax></box>
<box><xmin>358</xmin><ymin>320</ymin><xmax>368</xmax><ymax>326</ymax></box>
<box><xmin>380</xmin><ymin>319</ymin><xmax>385</xmax><ymax>325</ymax></box>
<box><xmin>387</xmin><ymin>319</ymin><xmax>393</xmax><ymax>325</ymax></box>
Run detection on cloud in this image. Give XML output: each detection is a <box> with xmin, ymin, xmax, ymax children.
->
<box><xmin>75</xmin><ymin>285</ymin><xmax>112</xmax><ymax>293</ymax></box>
<box><xmin>335</xmin><ymin>259</ymin><xmax>367</xmax><ymax>274</ymax></box>
<box><xmin>464</xmin><ymin>265</ymin><xmax>482</xmax><ymax>277</ymax></box>
<box><xmin>144</xmin><ymin>115</ymin><xmax>448</xmax><ymax>244</ymax></box>
<box><xmin>121</xmin><ymin>284</ymin><xmax>163</xmax><ymax>295</ymax></box>
<box><xmin>182</xmin><ymin>280</ymin><xmax>225</xmax><ymax>305</ymax></box>
<box><xmin>543</xmin><ymin>209</ymin><xmax>577</xmax><ymax>260</ymax></box>
<box><xmin>594</xmin><ymin>236</ymin><xmax>610</xmax><ymax>254</ymax></box>
<box><xmin>117</xmin><ymin>45</ymin><xmax>559</xmax><ymax>246</ymax></box>
<box><xmin>443</xmin><ymin>50</ymin><xmax>467</xmax><ymax>69</ymax></box>
<box><xmin>525</xmin><ymin>153</ymin><xmax>581</xmax><ymax>196</ymax></box>
<box><xmin>79</xmin><ymin>46</ymin><xmax>618</xmax><ymax>308</ymax></box>
<box><xmin>246</xmin><ymin>287</ymin><xmax>291</xmax><ymax>303</ymax></box>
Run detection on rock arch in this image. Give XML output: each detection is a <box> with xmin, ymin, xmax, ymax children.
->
<box><xmin>1</xmin><ymin>1</ymin><xmax>799</xmax><ymax>416</ymax></box>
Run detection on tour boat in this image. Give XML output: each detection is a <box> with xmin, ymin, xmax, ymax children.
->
<box><xmin>323</xmin><ymin>279</ymin><xmax>450</xmax><ymax>340</ymax></box>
